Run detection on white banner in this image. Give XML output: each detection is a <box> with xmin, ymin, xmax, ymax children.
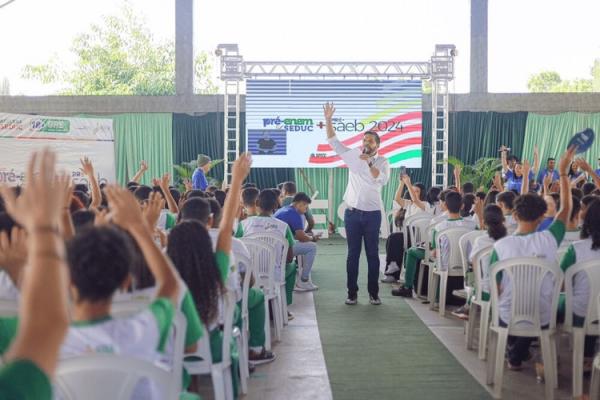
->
<box><xmin>0</xmin><ymin>113</ymin><xmax>115</xmax><ymax>186</ymax></box>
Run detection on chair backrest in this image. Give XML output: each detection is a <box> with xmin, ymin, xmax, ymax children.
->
<box><xmin>435</xmin><ymin>227</ymin><xmax>474</xmax><ymax>275</ymax></box>
<box><xmin>56</xmin><ymin>353</ymin><xmax>180</xmax><ymax>400</ymax></box>
<box><xmin>235</xmin><ymin>245</ymin><xmax>253</xmax><ymax>322</ymax></box>
<box><xmin>564</xmin><ymin>259</ymin><xmax>600</xmax><ymax>334</ymax></box>
<box><xmin>402</xmin><ymin>212</ymin><xmax>431</xmax><ymax>247</ymax></box>
<box><xmin>408</xmin><ymin>216</ymin><xmax>433</xmax><ymax>248</ymax></box>
<box><xmin>459</xmin><ymin>230</ymin><xmax>488</xmax><ymax>278</ymax></box>
<box><xmin>246</xmin><ymin>232</ymin><xmax>289</xmax><ymax>283</ymax></box>
<box><xmin>471</xmin><ymin>246</ymin><xmax>494</xmax><ymax>302</ymax></box>
<box><xmin>240</xmin><ymin>238</ymin><xmax>277</xmax><ymax>295</ymax></box>
<box><xmin>489</xmin><ymin>257</ymin><xmax>563</xmax><ymax>332</ymax></box>
<box><xmin>556</xmin><ymin>245</ymin><xmax>569</xmax><ymax>264</ymax></box>
<box><xmin>423</xmin><ymin>223</ymin><xmax>437</xmax><ymax>261</ymax></box>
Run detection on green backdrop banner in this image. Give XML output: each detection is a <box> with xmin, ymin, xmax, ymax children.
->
<box><xmin>523</xmin><ymin>112</ymin><xmax>600</xmax><ymax>170</ymax></box>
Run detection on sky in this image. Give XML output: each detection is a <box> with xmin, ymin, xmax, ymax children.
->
<box><xmin>1</xmin><ymin>0</ymin><xmax>599</xmax><ymax>95</ymax></box>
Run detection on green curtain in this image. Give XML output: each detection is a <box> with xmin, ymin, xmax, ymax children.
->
<box><xmin>523</xmin><ymin>112</ymin><xmax>600</xmax><ymax>169</ymax></box>
<box><xmin>112</xmin><ymin>113</ymin><xmax>173</xmax><ymax>186</ymax></box>
<box><xmin>172</xmin><ymin>112</ymin><xmax>294</xmax><ymax>189</ymax></box>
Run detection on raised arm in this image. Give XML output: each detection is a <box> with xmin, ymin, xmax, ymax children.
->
<box><xmin>323</xmin><ymin>102</ymin><xmax>351</xmax><ymax>154</ymax></box>
<box><xmin>0</xmin><ymin>149</ymin><xmax>70</xmax><ymax>377</ymax></box>
<box><xmin>80</xmin><ymin>157</ymin><xmax>102</xmax><ymax>209</ymax></box>
<box><xmin>576</xmin><ymin>157</ymin><xmax>600</xmax><ymax>187</ymax></box>
<box><xmin>217</xmin><ymin>153</ymin><xmax>252</xmax><ymax>256</ymax></box>
<box><xmin>555</xmin><ymin>147</ymin><xmax>576</xmax><ymax>224</ymax></box>
<box><xmin>521</xmin><ymin>159</ymin><xmax>531</xmax><ymax>194</ymax></box>
<box><xmin>454</xmin><ymin>164</ymin><xmax>462</xmax><ymax>191</ymax></box>
<box><xmin>394</xmin><ymin>176</ymin><xmax>407</xmax><ymax>208</ymax></box>
<box><xmin>532</xmin><ymin>146</ymin><xmax>540</xmax><ymax>175</ymax></box>
<box><xmin>402</xmin><ymin>174</ymin><xmax>426</xmax><ymax>211</ymax></box>
<box><xmin>157</xmin><ymin>173</ymin><xmax>179</xmax><ymax>214</ymax></box>
<box><xmin>500</xmin><ymin>145</ymin><xmax>509</xmax><ymax>173</ymax></box>
<box><xmin>130</xmin><ymin>160</ymin><xmax>148</xmax><ymax>184</ymax></box>
<box><xmin>58</xmin><ymin>175</ymin><xmax>75</xmax><ymax>240</ymax></box>
<box><xmin>105</xmin><ymin>186</ymin><xmax>180</xmax><ymax>305</ymax></box>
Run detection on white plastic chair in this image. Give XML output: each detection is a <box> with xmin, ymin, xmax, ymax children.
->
<box><xmin>563</xmin><ymin>259</ymin><xmax>600</xmax><ymax>399</ymax></box>
<box><xmin>465</xmin><ymin>246</ymin><xmax>493</xmax><ymax>360</ymax></box>
<box><xmin>590</xmin><ymin>294</ymin><xmax>600</xmax><ymax>398</ymax></box>
<box><xmin>240</xmin><ymin>237</ymin><xmax>280</xmax><ymax>349</ymax></box>
<box><xmin>56</xmin><ymin>354</ymin><xmax>180</xmax><ymax>400</ymax></box>
<box><xmin>56</xmin><ymin>311</ymin><xmax>187</xmax><ymax>400</ymax></box>
<box><xmin>486</xmin><ymin>257</ymin><xmax>563</xmax><ymax>400</ymax></box>
<box><xmin>459</xmin><ymin>230</ymin><xmax>487</xmax><ymax>298</ymax></box>
<box><xmin>428</xmin><ymin>227</ymin><xmax>473</xmax><ymax>316</ymax></box>
<box><xmin>406</xmin><ymin>216</ymin><xmax>433</xmax><ymax>297</ymax></box>
<box><xmin>246</xmin><ymin>231</ymin><xmax>289</xmax><ymax>331</ymax></box>
<box><xmin>235</xmin><ymin>246</ymin><xmax>253</xmax><ymax>395</ymax></box>
<box><xmin>184</xmin><ymin>290</ymin><xmax>236</xmax><ymax>400</ymax></box>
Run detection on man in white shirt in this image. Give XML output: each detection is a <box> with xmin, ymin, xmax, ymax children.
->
<box><xmin>324</xmin><ymin>103</ymin><xmax>390</xmax><ymax>305</ymax></box>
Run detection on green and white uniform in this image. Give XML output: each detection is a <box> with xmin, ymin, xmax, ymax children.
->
<box><xmin>0</xmin><ymin>359</ymin><xmax>51</xmax><ymax>400</ymax></box>
<box><xmin>489</xmin><ymin>220</ymin><xmax>565</xmax><ymax>326</ymax></box>
<box><xmin>560</xmin><ymin>238</ymin><xmax>600</xmax><ymax>318</ymax></box>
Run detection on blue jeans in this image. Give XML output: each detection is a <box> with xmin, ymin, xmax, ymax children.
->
<box><xmin>344</xmin><ymin>208</ymin><xmax>381</xmax><ymax>297</ymax></box>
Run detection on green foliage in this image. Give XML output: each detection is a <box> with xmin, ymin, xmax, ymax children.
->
<box><xmin>443</xmin><ymin>157</ymin><xmax>502</xmax><ymax>191</ymax></box>
<box><xmin>21</xmin><ymin>3</ymin><xmax>217</xmax><ymax>95</ymax></box>
<box><xmin>527</xmin><ymin>68</ymin><xmax>596</xmax><ymax>93</ymax></box>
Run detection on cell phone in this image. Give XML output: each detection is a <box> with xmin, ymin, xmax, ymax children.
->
<box><xmin>399</xmin><ymin>166</ymin><xmax>406</xmax><ymax>176</ymax></box>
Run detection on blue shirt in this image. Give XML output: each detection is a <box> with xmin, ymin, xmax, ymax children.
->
<box><xmin>537</xmin><ymin>216</ymin><xmax>554</xmax><ymax>232</ymax></box>
<box><xmin>537</xmin><ymin>168</ymin><xmax>559</xmax><ymax>184</ymax></box>
<box><xmin>595</xmin><ymin>168</ymin><xmax>600</xmax><ymax>176</ymax></box>
<box><xmin>274</xmin><ymin>206</ymin><xmax>304</xmax><ymax>235</ymax></box>
<box><xmin>505</xmin><ymin>170</ymin><xmax>535</xmax><ymax>192</ymax></box>
<box><xmin>192</xmin><ymin>168</ymin><xmax>208</xmax><ymax>191</ymax></box>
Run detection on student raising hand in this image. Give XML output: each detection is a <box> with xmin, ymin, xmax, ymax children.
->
<box><xmin>0</xmin><ymin>149</ymin><xmax>70</xmax><ymax>398</ymax></box>
<box><xmin>555</xmin><ymin>146</ymin><xmax>577</xmax><ymax>224</ymax></box>
<box><xmin>104</xmin><ymin>186</ymin><xmax>180</xmax><ymax>305</ymax></box>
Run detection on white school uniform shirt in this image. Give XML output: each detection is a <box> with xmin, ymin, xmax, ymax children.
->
<box><xmin>490</xmin><ymin>221</ymin><xmax>565</xmax><ymax>326</ymax></box>
<box><xmin>328</xmin><ymin>136</ymin><xmax>390</xmax><ymax>211</ymax></box>
<box><xmin>236</xmin><ymin>216</ymin><xmax>293</xmax><ymax>281</ymax></box>
<box><xmin>433</xmin><ymin>218</ymin><xmax>477</xmax><ymax>271</ymax></box>
<box><xmin>0</xmin><ymin>271</ymin><xmax>19</xmax><ymax>301</ymax></box>
<box><xmin>59</xmin><ymin>299</ymin><xmax>173</xmax><ymax>400</ymax></box>
<box><xmin>504</xmin><ymin>214</ymin><xmax>517</xmax><ymax>231</ymax></box>
<box><xmin>392</xmin><ymin>200</ymin><xmax>433</xmax><ymax>219</ymax></box>
<box><xmin>561</xmin><ymin>238</ymin><xmax>600</xmax><ymax>318</ymax></box>
<box><xmin>563</xmin><ymin>229</ymin><xmax>581</xmax><ymax>244</ymax></box>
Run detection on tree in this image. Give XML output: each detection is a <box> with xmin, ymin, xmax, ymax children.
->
<box><xmin>527</xmin><ymin>67</ymin><xmax>598</xmax><ymax>93</ymax></box>
<box><xmin>0</xmin><ymin>78</ymin><xmax>9</xmax><ymax>95</ymax></box>
<box><xmin>527</xmin><ymin>71</ymin><xmax>563</xmax><ymax>93</ymax></box>
<box><xmin>592</xmin><ymin>59</ymin><xmax>600</xmax><ymax>92</ymax></box>
<box><xmin>22</xmin><ymin>4</ymin><xmax>217</xmax><ymax>95</ymax></box>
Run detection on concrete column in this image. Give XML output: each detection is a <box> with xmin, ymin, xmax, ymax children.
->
<box><xmin>175</xmin><ymin>0</ymin><xmax>194</xmax><ymax>96</ymax></box>
<box><xmin>470</xmin><ymin>0</ymin><xmax>488</xmax><ymax>93</ymax></box>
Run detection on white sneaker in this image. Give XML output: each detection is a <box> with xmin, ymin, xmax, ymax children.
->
<box><xmin>386</xmin><ymin>261</ymin><xmax>400</xmax><ymax>274</ymax></box>
<box><xmin>380</xmin><ymin>275</ymin><xmax>398</xmax><ymax>283</ymax></box>
<box><xmin>295</xmin><ymin>280</ymin><xmax>318</xmax><ymax>292</ymax></box>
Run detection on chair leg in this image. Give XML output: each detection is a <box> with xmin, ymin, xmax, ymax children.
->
<box><xmin>280</xmin><ymin>283</ymin><xmax>288</xmax><ymax>327</ymax></box>
<box><xmin>439</xmin><ymin>272</ymin><xmax>447</xmax><ymax>317</ymax></box>
<box><xmin>416</xmin><ymin>263</ymin><xmax>425</xmax><ymax>299</ymax></box>
<box><xmin>479</xmin><ymin>303</ymin><xmax>490</xmax><ymax>360</ymax></box>
<box><xmin>486</xmin><ymin>329</ymin><xmax>497</xmax><ymax>386</ymax></box>
<box><xmin>236</xmin><ymin>334</ymin><xmax>248</xmax><ymax>395</ymax></box>
<box><xmin>492</xmin><ymin>330</ymin><xmax>508</xmax><ymax>399</ymax></box>
<box><xmin>466</xmin><ymin>303</ymin><xmax>479</xmax><ymax>350</ymax></box>
<box><xmin>211</xmin><ymin>367</ymin><xmax>226</xmax><ymax>400</ymax></box>
<box><xmin>590</xmin><ymin>356</ymin><xmax>600</xmax><ymax>399</ymax></box>
<box><xmin>540</xmin><ymin>332</ymin><xmax>555</xmax><ymax>400</ymax></box>
<box><xmin>428</xmin><ymin>272</ymin><xmax>438</xmax><ymax>310</ymax></box>
<box><xmin>263</xmin><ymin>298</ymin><xmax>271</xmax><ymax>351</ymax></box>
<box><xmin>572</xmin><ymin>330</ymin><xmax>585</xmax><ymax>398</ymax></box>
<box><xmin>551</xmin><ymin>333</ymin><xmax>558</xmax><ymax>389</ymax></box>
<box><xmin>271</xmin><ymin>297</ymin><xmax>282</xmax><ymax>342</ymax></box>
<box><xmin>224</xmin><ymin>366</ymin><xmax>234</xmax><ymax>400</ymax></box>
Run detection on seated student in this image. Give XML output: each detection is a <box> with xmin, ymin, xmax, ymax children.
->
<box><xmin>0</xmin><ymin>149</ymin><xmax>70</xmax><ymax>400</ymax></box>
<box><xmin>560</xmin><ymin>198</ymin><xmax>600</xmax><ymax>366</ymax></box>
<box><xmin>496</xmin><ymin>191</ymin><xmax>516</xmax><ymax>230</ymax></box>
<box><xmin>235</xmin><ymin>189</ymin><xmax>301</xmax><ymax>319</ymax></box>
<box><xmin>274</xmin><ymin>192</ymin><xmax>319</xmax><ymax>291</ymax></box>
<box><xmin>427</xmin><ymin>187</ymin><xmax>443</xmax><ymax>215</ymax></box>
<box><xmin>452</xmin><ymin>203</ymin><xmax>507</xmax><ymax>320</ymax></box>
<box><xmin>489</xmin><ymin>147</ymin><xmax>573</xmax><ymax>370</ymax></box>
<box><xmin>393</xmin><ymin>191</ymin><xmax>474</xmax><ymax>297</ymax></box>
<box><xmin>538</xmin><ymin>192</ymin><xmax>559</xmax><ymax>232</ymax></box>
<box><xmin>281</xmin><ymin>181</ymin><xmax>314</xmax><ymax>232</ymax></box>
<box><xmin>241</xmin><ymin>187</ymin><xmax>260</xmax><ymax>220</ymax></box>
<box><xmin>564</xmin><ymin>196</ymin><xmax>581</xmax><ymax>243</ymax></box>
<box><xmin>460</xmin><ymin>193</ymin><xmax>477</xmax><ymax>225</ymax></box>
<box><xmin>0</xmin><ymin>213</ymin><xmax>24</xmax><ymax>301</ymax></box>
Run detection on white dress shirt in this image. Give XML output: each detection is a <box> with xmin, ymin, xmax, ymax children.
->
<box><xmin>328</xmin><ymin>136</ymin><xmax>390</xmax><ymax>211</ymax></box>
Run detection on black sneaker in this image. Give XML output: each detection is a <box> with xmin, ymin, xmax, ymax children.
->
<box><xmin>345</xmin><ymin>294</ymin><xmax>358</xmax><ymax>305</ymax></box>
<box><xmin>369</xmin><ymin>295</ymin><xmax>382</xmax><ymax>305</ymax></box>
<box><xmin>391</xmin><ymin>286</ymin><xmax>413</xmax><ymax>298</ymax></box>
<box><xmin>249</xmin><ymin>348</ymin><xmax>276</xmax><ymax>366</ymax></box>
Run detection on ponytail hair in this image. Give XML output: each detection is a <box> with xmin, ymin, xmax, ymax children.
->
<box><xmin>484</xmin><ymin>204</ymin><xmax>507</xmax><ymax>241</ymax></box>
<box><xmin>461</xmin><ymin>193</ymin><xmax>476</xmax><ymax>218</ymax></box>
<box><xmin>581</xmin><ymin>199</ymin><xmax>600</xmax><ymax>250</ymax></box>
